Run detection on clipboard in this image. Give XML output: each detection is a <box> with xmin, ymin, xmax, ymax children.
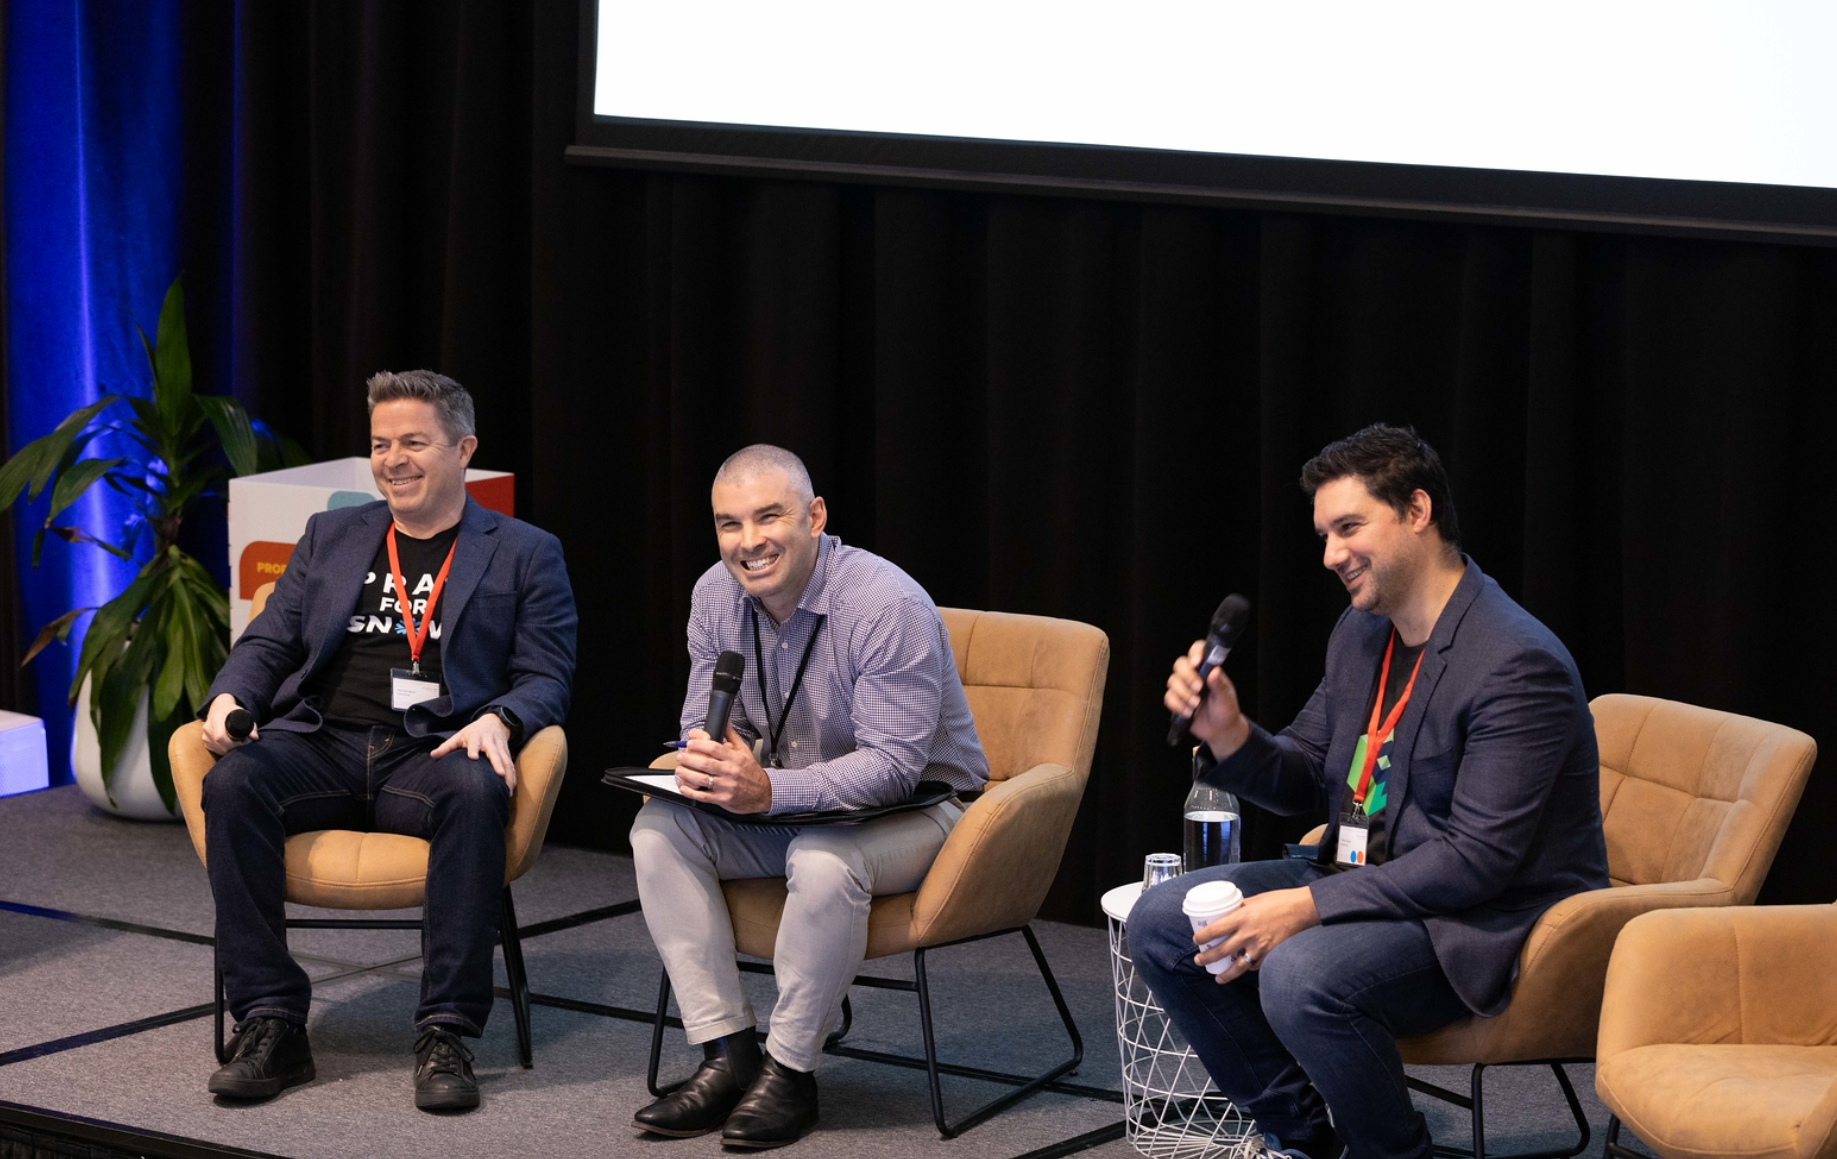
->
<box><xmin>602</xmin><ymin>767</ymin><xmax>958</xmax><ymax>826</ymax></box>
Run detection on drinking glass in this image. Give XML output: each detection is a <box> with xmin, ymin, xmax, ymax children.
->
<box><xmin>1142</xmin><ymin>852</ymin><xmax>1184</xmax><ymax>891</ymax></box>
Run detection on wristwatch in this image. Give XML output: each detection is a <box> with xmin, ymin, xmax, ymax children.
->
<box><xmin>478</xmin><ymin>704</ymin><xmax>523</xmax><ymax>747</ymax></box>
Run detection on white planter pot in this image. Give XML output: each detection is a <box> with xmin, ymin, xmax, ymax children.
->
<box><xmin>71</xmin><ymin>675</ymin><xmax>181</xmax><ymax>821</ymax></box>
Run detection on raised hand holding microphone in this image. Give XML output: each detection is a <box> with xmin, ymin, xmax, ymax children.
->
<box><xmin>703</xmin><ymin>651</ymin><xmax>745</xmax><ymax>743</ymax></box>
<box><xmin>676</xmin><ymin>651</ymin><xmax>774</xmax><ymax>814</ymax></box>
<box><xmin>1166</xmin><ymin>594</ymin><xmax>1252</xmax><ymax>749</ymax></box>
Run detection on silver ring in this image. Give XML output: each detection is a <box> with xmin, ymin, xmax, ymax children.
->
<box><xmin>706</xmin><ymin>773</ymin><xmax>715</xmax><ymax>789</ymax></box>
<box><xmin>1242</xmin><ymin>951</ymin><xmax>1256</xmax><ymax>965</ymax></box>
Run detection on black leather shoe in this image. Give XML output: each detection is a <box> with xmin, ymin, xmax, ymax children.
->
<box><xmin>208</xmin><ymin>1017</ymin><xmax>314</xmax><ymax>1100</ymax></box>
<box><xmin>634</xmin><ymin>1031</ymin><xmax>763</xmax><ymax>1137</ymax></box>
<box><xmin>414</xmin><ymin>1027</ymin><xmax>479</xmax><ymax>1111</ymax></box>
<box><xmin>721</xmin><ymin>1053</ymin><xmax>818</xmax><ymax>1149</ymax></box>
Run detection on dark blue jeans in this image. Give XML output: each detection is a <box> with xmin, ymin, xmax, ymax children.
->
<box><xmin>1130</xmin><ymin>859</ymin><xmax>1470</xmax><ymax>1159</ymax></box>
<box><xmin>201</xmin><ymin>724</ymin><xmax>510</xmax><ymax>1037</ymax></box>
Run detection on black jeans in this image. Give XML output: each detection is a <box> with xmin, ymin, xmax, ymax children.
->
<box><xmin>201</xmin><ymin>724</ymin><xmax>510</xmax><ymax>1036</ymax></box>
<box><xmin>1131</xmin><ymin>858</ymin><xmax>1471</xmax><ymax>1159</ymax></box>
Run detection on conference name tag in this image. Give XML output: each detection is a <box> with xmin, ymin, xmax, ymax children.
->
<box><xmin>1336</xmin><ymin>812</ymin><xmax>1370</xmax><ymax>867</ymax></box>
<box><xmin>390</xmin><ymin>668</ymin><xmax>442</xmax><ymax>711</ymax></box>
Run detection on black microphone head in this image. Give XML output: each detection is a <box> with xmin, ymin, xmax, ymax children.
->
<box><xmin>712</xmin><ymin>650</ymin><xmax>746</xmax><ymax>693</ymax></box>
<box><xmin>225</xmin><ymin>708</ymin><xmax>255</xmax><ymax>741</ymax></box>
<box><xmin>1208</xmin><ymin>594</ymin><xmax>1252</xmax><ymax>645</ymax></box>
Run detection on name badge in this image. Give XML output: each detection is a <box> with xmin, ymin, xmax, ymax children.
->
<box><xmin>390</xmin><ymin>668</ymin><xmax>442</xmax><ymax>711</ymax></box>
<box><xmin>1335</xmin><ymin>811</ymin><xmax>1370</xmax><ymax>867</ymax></box>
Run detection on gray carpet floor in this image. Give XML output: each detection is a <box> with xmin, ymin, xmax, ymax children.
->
<box><xmin>0</xmin><ymin>786</ymin><xmax>1653</xmax><ymax>1158</ymax></box>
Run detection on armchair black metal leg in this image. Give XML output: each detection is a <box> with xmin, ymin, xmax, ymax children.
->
<box><xmin>499</xmin><ymin>887</ymin><xmax>534</xmax><ymax>1068</ymax></box>
<box><xmin>1547</xmin><ymin>1063</ymin><xmax>1590</xmax><ymax>1159</ymax></box>
<box><xmin>912</xmin><ymin>924</ymin><xmax>1085</xmax><ymax>1139</ymax></box>
<box><xmin>1418</xmin><ymin>1061</ymin><xmax>1588</xmax><ymax>1159</ymax></box>
<box><xmin>213</xmin><ymin>952</ymin><xmax>229</xmax><ymax>1065</ymax></box>
<box><xmin>1601</xmin><ymin>1115</ymin><xmax>1643</xmax><ymax>1159</ymax></box>
<box><xmin>646</xmin><ymin>970</ymin><xmax>676</xmax><ymax>1098</ymax></box>
<box><xmin>824</xmin><ymin>994</ymin><xmax>854</xmax><ymax>1047</ymax></box>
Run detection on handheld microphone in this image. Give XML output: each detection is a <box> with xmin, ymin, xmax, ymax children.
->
<box><xmin>704</xmin><ymin>651</ymin><xmax>746</xmax><ymax>743</ymax></box>
<box><xmin>225</xmin><ymin>708</ymin><xmax>255</xmax><ymax>743</ymax></box>
<box><xmin>1166</xmin><ymin>594</ymin><xmax>1252</xmax><ymax>746</ymax></box>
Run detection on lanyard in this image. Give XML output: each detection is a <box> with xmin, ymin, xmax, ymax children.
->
<box><xmin>386</xmin><ymin>524</ymin><xmax>458</xmax><ymax>676</ymax></box>
<box><xmin>1352</xmin><ymin>630</ymin><xmax>1425</xmax><ymax>808</ymax></box>
<box><xmin>749</xmin><ymin>605</ymin><xmax>825</xmax><ymax>768</ymax></box>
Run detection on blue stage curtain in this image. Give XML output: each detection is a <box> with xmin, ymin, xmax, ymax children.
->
<box><xmin>4</xmin><ymin>0</ymin><xmax>186</xmax><ymax>787</ymax></box>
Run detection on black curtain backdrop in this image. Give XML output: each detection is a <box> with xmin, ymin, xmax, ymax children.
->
<box><xmin>129</xmin><ymin>1</ymin><xmax>1837</xmax><ymax>923</ymax></box>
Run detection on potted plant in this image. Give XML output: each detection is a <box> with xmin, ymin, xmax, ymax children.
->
<box><xmin>0</xmin><ymin>274</ymin><xmax>307</xmax><ymax>817</ymax></box>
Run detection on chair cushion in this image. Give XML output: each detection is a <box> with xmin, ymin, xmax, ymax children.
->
<box><xmin>285</xmin><ymin>830</ymin><xmax>431</xmax><ymax>910</ymax></box>
<box><xmin>1597</xmin><ymin>1044</ymin><xmax>1837</xmax><ymax>1159</ymax></box>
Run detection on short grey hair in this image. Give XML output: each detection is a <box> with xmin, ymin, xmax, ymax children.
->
<box><xmin>365</xmin><ymin>369</ymin><xmax>476</xmax><ymax>440</ymax></box>
<box><xmin>714</xmin><ymin>444</ymin><xmax>814</xmax><ymax>503</ymax></box>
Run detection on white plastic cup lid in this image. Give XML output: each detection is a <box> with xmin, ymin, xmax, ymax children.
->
<box><xmin>1181</xmin><ymin>880</ymin><xmax>1244</xmax><ymax>917</ymax></box>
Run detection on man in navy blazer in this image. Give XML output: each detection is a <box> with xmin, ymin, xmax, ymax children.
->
<box><xmin>1132</xmin><ymin>425</ymin><xmax>1607</xmax><ymax>1159</ymax></box>
<box><xmin>196</xmin><ymin>371</ymin><xmax>576</xmax><ymax>1111</ymax></box>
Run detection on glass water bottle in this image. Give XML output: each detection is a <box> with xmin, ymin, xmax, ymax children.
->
<box><xmin>1183</xmin><ymin>780</ymin><xmax>1241</xmax><ymax>871</ymax></box>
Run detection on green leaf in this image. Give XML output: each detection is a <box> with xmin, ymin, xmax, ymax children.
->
<box><xmin>149</xmin><ymin>586</ymin><xmax>194</xmax><ymax>721</ymax></box>
<box><xmin>149</xmin><ymin>276</ymin><xmax>194</xmax><ymax>436</ymax></box>
<box><xmin>256</xmin><ymin>428</ymin><xmax>315</xmax><ymax>473</ymax></box>
<box><xmin>159</xmin><ymin>466</ymin><xmax>219</xmax><ymax>515</ymax></box>
<box><xmin>69</xmin><ymin>572</ymin><xmax>155</xmax><ymax>706</ymax></box>
<box><xmin>0</xmin><ymin>394</ymin><xmax>120</xmax><ymax>509</ymax></box>
<box><xmin>122</xmin><ymin>395</ymin><xmax>166</xmax><ymax>453</ymax></box>
<box><xmin>97</xmin><ymin>637</ymin><xmax>155</xmax><ymax>784</ymax></box>
<box><xmin>20</xmin><ymin>607</ymin><xmax>94</xmax><ymax>668</ymax></box>
<box><xmin>195</xmin><ymin>396</ymin><xmax>260</xmax><ymax>477</ymax></box>
<box><xmin>279</xmin><ymin>431</ymin><xmax>314</xmax><ymax>468</ymax></box>
<box><xmin>145</xmin><ymin>705</ymin><xmax>181</xmax><ymax>813</ymax></box>
<box><xmin>168</xmin><ymin>552</ymin><xmax>230</xmax><ymax>701</ymax></box>
<box><xmin>47</xmin><ymin>457</ymin><xmax>126</xmax><ymax>520</ymax></box>
<box><xmin>44</xmin><ymin>525</ymin><xmax>134</xmax><ymax>561</ymax></box>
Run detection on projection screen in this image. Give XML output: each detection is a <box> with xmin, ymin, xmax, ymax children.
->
<box><xmin>570</xmin><ymin>1</ymin><xmax>1837</xmax><ymax>243</ymax></box>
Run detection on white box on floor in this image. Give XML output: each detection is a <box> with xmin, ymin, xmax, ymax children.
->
<box><xmin>227</xmin><ymin>458</ymin><xmax>514</xmax><ymax>642</ymax></box>
<box><xmin>0</xmin><ymin>711</ymin><xmax>49</xmax><ymax>796</ymax></box>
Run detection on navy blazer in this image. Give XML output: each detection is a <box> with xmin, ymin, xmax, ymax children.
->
<box><xmin>1200</xmin><ymin>559</ymin><xmax>1608</xmax><ymax>1016</ymax></box>
<box><xmin>208</xmin><ymin>498</ymin><xmax>577</xmax><ymax>740</ymax></box>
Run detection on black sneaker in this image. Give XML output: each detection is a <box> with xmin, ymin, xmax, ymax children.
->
<box><xmin>208</xmin><ymin>1017</ymin><xmax>315</xmax><ymax>1100</ymax></box>
<box><xmin>414</xmin><ymin>1026</ymin><xmax>479</xmax><ymax>1112</ymax></box>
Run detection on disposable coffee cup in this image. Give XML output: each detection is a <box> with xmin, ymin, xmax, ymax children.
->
<box><xmin>1181</xmin><ymin>880</ymin><xmax>1245</xmax><ymax>975</ymax></box>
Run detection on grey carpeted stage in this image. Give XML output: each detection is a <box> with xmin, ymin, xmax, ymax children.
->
<box><xmin>0</xmin><ymin>785</ymin><xmax>1652</xmax><ymax>1159</ymax></box>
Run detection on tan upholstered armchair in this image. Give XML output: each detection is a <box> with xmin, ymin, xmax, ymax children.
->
<box><xmin>1596</xmin><ymin>904</ymin><xmax>1837</xmax><ymax>1159</ymax></box>
<box><xmin>1388</xmin><ymin>694</ymin><xmax>1817</xmax><ymax>1159</ymax></box>
<box><xmin>647</xmin><ymin>607</ymin><xmax>1109</xmax><ymax>1138</ymax></box>
<box><xmin>170</xmin><ymin>584</ymin><xmax>570</xmax><ymax>1067</ymax></box>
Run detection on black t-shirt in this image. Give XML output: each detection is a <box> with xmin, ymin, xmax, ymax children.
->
<box><xmin>308</xmin><ymin>525</ymin><xmax>458</xmax><ymax>729</ymax></box>
<box><xmin>1348</xmin><ymin>634</ymin><xmax>1426</xmax><ymax>867</ymax></box>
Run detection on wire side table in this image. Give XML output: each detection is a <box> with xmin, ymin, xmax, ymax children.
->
<box><xmin>1102</xmin><ymin>882</ymin><xmax>1256</xmax><ymax>1159</ymax></box>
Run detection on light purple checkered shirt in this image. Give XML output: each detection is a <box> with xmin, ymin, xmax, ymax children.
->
<box><xmin>680</xmin><ymin>534</ymin><xmax>988</xmax><ymax>814</ymax></box>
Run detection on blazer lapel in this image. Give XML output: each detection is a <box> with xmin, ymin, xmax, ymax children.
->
<box><xmin>1377</xmin><ymin>559</ymin><xmax>1485</xmax><ymax>859</ymax></box>
<box><xmin>436</xmin><ymin>499</ymin><xmax>499</xmax><ymax>640</ymax></box>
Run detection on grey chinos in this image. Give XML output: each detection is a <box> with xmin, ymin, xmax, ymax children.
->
<box><xmin>631</xmin><ymin>797</ymin><xmax>962</xmax><ymax>1071</ymax></box>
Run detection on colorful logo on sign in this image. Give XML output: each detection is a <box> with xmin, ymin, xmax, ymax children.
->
<box><xmin>238</xmin><ymin>542</ymin><xmax>296</xmax><ymax>598</ymax></box>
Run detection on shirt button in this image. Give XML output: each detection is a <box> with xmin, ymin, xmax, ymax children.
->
<box><xmin>791</xmin><ymin>741</ymin><xmax>798</xmax><ymax>749</ymax></box>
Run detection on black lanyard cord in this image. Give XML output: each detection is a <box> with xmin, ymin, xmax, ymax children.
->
<box><xmin>749</xmin><ymin>605</ymin><xmax>825</xmax><ymax>768</ymax></box>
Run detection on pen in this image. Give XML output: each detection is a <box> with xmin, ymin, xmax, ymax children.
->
<box><xmin>661</xmin><ymin>740</ymin><xmax>688</xmax><ymax>750</ymax></box>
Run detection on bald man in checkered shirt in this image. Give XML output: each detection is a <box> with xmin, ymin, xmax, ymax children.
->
<box><xmin>630</xmin><ymin>445</ymin><xmax>987</xmax><ymax>1149</ymax></box>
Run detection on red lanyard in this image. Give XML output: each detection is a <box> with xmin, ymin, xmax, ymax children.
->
<box><xmin>1353</xmin><ymin>631</ymin><xmax>1425</xmax><ymax>807</ymax></box>
<box><xmin>386</xmin><ymin>524</ymin><xmax>457</xmax><ymax>675</ymax></box>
